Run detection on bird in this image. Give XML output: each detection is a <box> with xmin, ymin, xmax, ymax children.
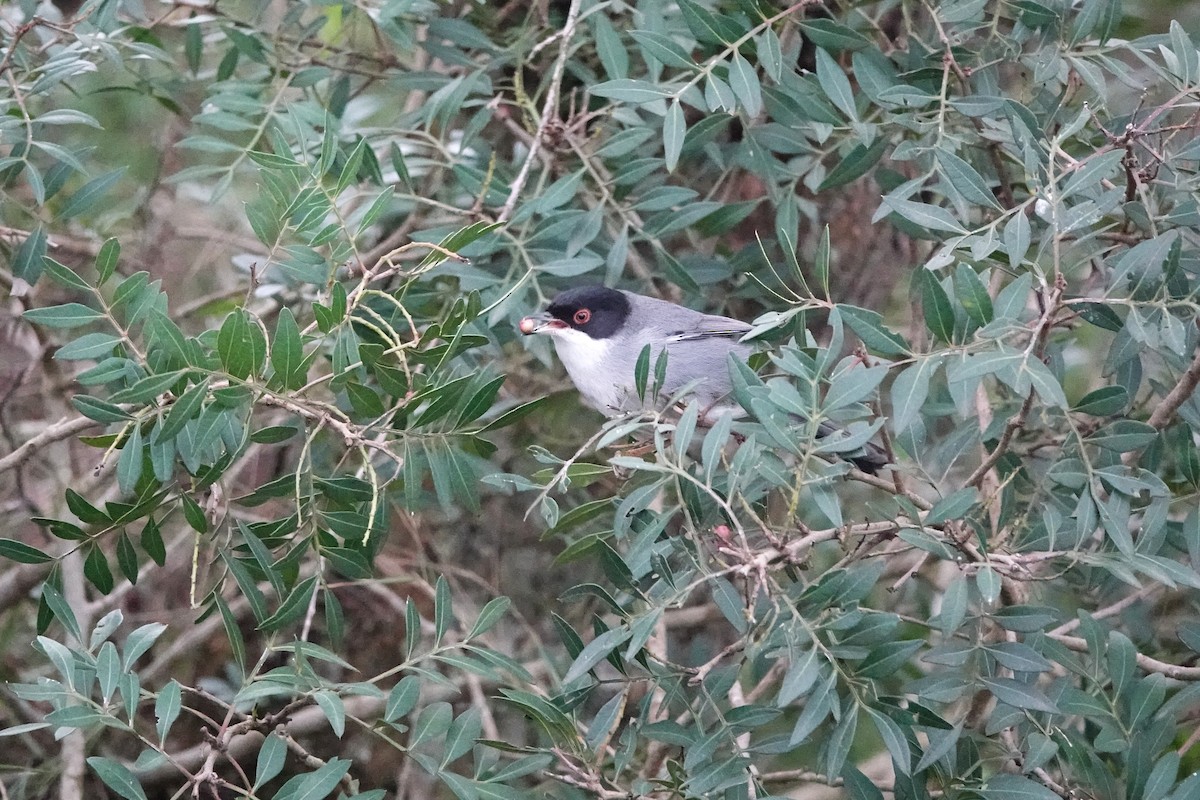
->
<box><xmin>519</xmin><ymin>285</ymin><xmax>889</xmax><ymax>473</ymax></box>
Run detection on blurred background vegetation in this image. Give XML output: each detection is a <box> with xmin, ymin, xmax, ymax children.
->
<box><xmin>1</xmin><ymin>0</ymin><xmax>1199</xmax><ymax>798</ymax></box>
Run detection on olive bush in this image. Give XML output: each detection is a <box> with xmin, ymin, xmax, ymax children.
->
<box><xmin>1</xmin><ymin>0</ymin><xmax>1199</xmax><ymax>799</ymax></box>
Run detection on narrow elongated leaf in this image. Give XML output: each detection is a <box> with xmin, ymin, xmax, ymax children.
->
<box><xmin>60</xmin><ymin>168</ymin><xmax>127</xmax><ymax>219</ymax></box>
<box><xmin>0</xmin><ymin>538</ymin><xmax>53</xmax><ymax>564</ymax></box>
<box><xmin>881</xmin><ymin>197</ymin><xmax>967</xmax><ymax>234</ymax></box>
<box><xmin>919</xmin><ymin>270</ymin><xmax>955</xmax><ymax>343</ymax></box>
<box><xmin>217</xmin><ymin>310</ymin><xmax>267</xmax><ymax>380</ymax></box>
<box><xmin>23</xmin><ymin>303</ymin><xmax>104</xmax><ymax>329</ymax></box>
<box><xmin>254</xmin><ymin>734</ymin><xmax>287</xmax><ymax>789</ymax></box>
<box><xmin>54</xmin><ymin>333</ymin><xmax>120</xmax><ymax>360</ymax></box>
<box><xmin>591</xmin><ymin>79</ymin><xmax>670</xmax><ymax>104</ymax></box>
<box><xmin>979</xmin><ymin>677</ymin><xmax>1059</xmax><ymax>712</ymax></box>
<box><xmin>96</xmin><ymin>238</ymin><xmax>120</xmax><ymax>284</ymax></box>
<box><xmin>155</xmin><ymin>680</ymin><xmax>182</xmax><ymax>743</ymax></box>
<box><xmin>815</xmin><ymin>48</ymin><xmax>857</xmax><ymax>120</ymax></box>
<box><xmin>563</xmin><ymin>626</ymin><xmax>632</xmax><ymax>684</ymax></box>
<box><xmin>955</xmin><ymin>264</ymin><xmax>993</xmax><ymax>326</ymax></box>
<box><xmin>86</xmin><ymin>757</ymin><xmax>147</xmax><ymax>800</ymax></box>
<box><xmin>938</xmin><ymin>150</ymin><xmax>1002</xmax><ymax>209</ymax></box>
<box><xmin>271</xmin><ymin>307</ymin><xmax>305</xmax><ymax>390</ymax></box>
<box><xmin>728</xmin><ymin>53</ymin><xmax>762</xmax><ymax>117</ymax></box>
<box><xmin>663</xmin><ymin>100</ymin><xmax>685</xmax><ymax>172</ymax></box>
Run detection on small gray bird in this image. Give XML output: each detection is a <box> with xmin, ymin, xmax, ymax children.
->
<box><xmin>519</xmin><ymin>285</ymin><xmax>888</xmax><ymax>473</ymax></box>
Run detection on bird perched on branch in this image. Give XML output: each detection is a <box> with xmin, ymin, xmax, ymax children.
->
<box><xmin>519</xmin><ymin>285</ymin><xmax>889</xmax><ymax>474</ymax></box>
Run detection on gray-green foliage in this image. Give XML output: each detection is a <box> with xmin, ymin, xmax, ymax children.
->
<box><xmin>1</xmin><ymin>0</ymin><xmax>1199</xmax><ymax>798</ymax></box>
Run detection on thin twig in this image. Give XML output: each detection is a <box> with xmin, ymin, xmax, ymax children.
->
<box><xmin>1050</xmin><ymin>632</ymin><xmax>1200</xmax><ymax>681</ymax></box>
<box><xmin>496</xmin><ymin>0</ymin><xmax>583</xmax><ymax>222</ymax></box>
<box><xmin>0</xmin><ymin>415</ymin><xmax>99</xmax><ymax>475</ymax></box>
<box><xmin>1146</xmin><ymin>345</ymin><xmax>1200</xmax><ymax>430</ymax></box>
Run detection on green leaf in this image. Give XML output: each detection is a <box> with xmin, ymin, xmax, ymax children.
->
<box><xmin>96</xmin><ymin>238</ymin><xmax>121</xmax><ymax>284</ymax></box>
<box><xmin>799</xmin><ymin>19</ymin><xmax>873</xmax><ymax>51</ymax></box>
<box><xmin>456</xmin><ymin>375</ymin><xmax>506</xmax><ymax>427</ymax></box>
<box><xmin>634</xmin><ymin>343</ymin><xmax>652</xmax><ymax>401</ymax></box>
<box><xmin>314</xmin><ymin>689</ymin><xmax>345</xmax><ymax>737</ymax></box>
<box><xmin>593</xmin><ymin>13</ymin><xmax>627</xmax><ymax>78</ymax></box>
<box><xmin>260</xmin><ymin>576</ymin><xmax>318</xmax><ymax>632</ymax></box>
<box><xmin>954</xmin><ymin>264</ymin><xmax>993</xmax><ymax>326</ymax></box>
<box><xmin>842</xmin><ymin>765</ymin><xmax>885</xmax><ymax>800</ymax></box>
<box><xmin>113</xmin><ymin>541</ymin><xmax>144</xmax><ymax>587</ymax></box>
<box><xmin>109</xmin><ymin>371</ymin><xmax>188</xmax><ymax>404</ymax></box>
<box><xmin>410</xmin><ymin>701</ymin><xmax>453</xmax><ymax>746</ymax></box>
<box><xmin>23</xmin><ymin>303</ymin><xmax>105</xmax><ymax>329</ymax></box>
<box><xmin>41</xmin><ymin>585</ymin><xmax>82</xmax><ymax>642</ymax></box>
<box><xmin>271</xmin><ymin>307</ymin><xmax>306</xmax><ymax>390</ymax></box>
<box><xmin>254</xmin><ymin>733</ymin><xmax>287</xmax><ymax>789</ymax></box>
<box><xmin>155</xmin><ymin>680</ymin><xmax>182</xmax><ymax>743</ymax></box>
<box><xmin>919</xmin><ymin>270</ymin><xmax>955</xmax><ymax>343</ymax></box>
<box><xmin>1072</xmin><ymin>385</ymin><xmax>1128</xmax><ymax>416</ymax></box>
<box><xmin>881</xmin><ymin>196</ymin><xmax>967</xmax><ymax>234</ymax></box>
<box><xmin>54</xmin><ymin>332</ymin><xmax>120</xmax><ymax>360</ymax></box>
<box><xmin>96</xmin><ymin>641</ymin><xmax>120</xmax><ymax>702</ymax></box>
<box><xmin>629</xmin><ymin>30</ymin><xmax>696</xmax><ymax>70</ymax></box>
<box><xmin>976</xmin><ymin>565</ymin><xmax>1001</xmax><ymax>605</ymax></box>
<box><xmin>728</xmin><ymin>53</ymin><xmax>762</xmax><ymax>117</ymax></box>
<box><xmin>1003</xmin><ymin>213</ymin><xmax>1031</xmax><ymax>267</ymax></box>
<box><xmin>86</xmin><ymin>757</ymin><xmax>147</xmax><ymax>800</ymax></box>
<box><xmin>867</xmin><ymin>708</ymin><xmax>911</xmax><ymax>774</ymax></box>
<box><xmin>272</xmin><ymin>757</ymin><xmax>350</xmax><ymax>800</ymax></box>
<box><xmin>405</xmin><ymin>598</ymin><xmax>420</xmax><ymax>659</ymax></box>
<box><xmin>663</xmin><ymin>100</ymin><xmax>685</xmax><ymax>172</ymax></box>
<box><xmin>840</xmin><ymin>305</ymin><xmax>911</xmax><ymax>356</ymax></box>
<box><xmin>42</xmin><ymin>256</ymin><xmax>92</xmax><ymax>291</ymax></box>
<box><xmin>217</xmin><ymin>310</ymin><xmax>267</xmax><ymax>380</ymax></box>
<box><xmin>984</xmin><ymin>642</ymin><xmax>1053</xmax><ymax>673</ymax></box>
<box><xmin>335</xmin><ymin>138</ymin><xmax>368</xmax><ymax>193</ymax></box>
<box><xmin>563</xmin><ymin>626</ymin><xmax>632</xmax><ymax>684</ymax></box>
<box><xmin>84</xmin><ymin>545</ymin><xmax>114</xmax><ymax>593</ymax></box>
<box><xmin>591</xmin><ymin>79</ymin><xmax>670</xmax><ymax>104</ymax></box>
<box><xmin>156</xmin><ymin>379</ymin><xmax>209</xmax><ymax>442</ymax></box>
<box><xmin>938</xmin><ymin>150</ymin><xmax>1002</xmax><ymax>210</ymax></box>
<box><xmin>979</xmin><ymin>677</ymin><xmax>1059</xmax><ymax>712</ymax></box>
<box><xmin>60</xmin><ymin>168</ymin><xmax>127</xmax><ymax>219</ymax></box>
<box><xmin>418</xmin><ymin>222</ymin><xmax>500</xmax><ymax>267</ymax></box>
<box><xmin>122</xmin><ymin>623</ymin><xmax>167</xmax><ymax>670</ymax></box>
<box><xmin>177</xmin><ymin>494</ymin><xmax>206</xmax><ymax>532</ymax></box>
<box><xmin>214</xmin><ymin>595</ymin><xmax>246</xmax><ymax>676</ymax></box>
<box><xmin>892</xmin><ymin>357</ymin><xmax>936</xmax><ymax>438</ymax></box>
<box><xmin>994</xmin><ymin>272</ymin><xmax>1032</xmax><ymax>321</ymax></box>
<box><xmin>13</xmin><ymin>226</ymin><xmax>48</xmax><ymax>284</ymax></box>
<box><xmin>385</xmin><ymin>675</ymin><xmax>420</xmax><ymax>723</ymax></box>
<box><xmin>441</xmin><ymin>707</ymin><xmax>483</xmax><ymax>767</ymax></box>
<box><xmin>815</xmin><ymin>48</ymin><xmax>857</xmax><ymax>120</ymax></box>
<box><xmin>467</xmin><ymin>597</ymin><xmax>510</xmax><ymax>640</ymax></box>
<box><xmin>140</xmin><ymin>518</ymin><xmax>166</xmax><ymax>566</ymax></box>
<box><xmin>434</xmin><ymin>575</ymin><xmax>453</xmax><ymax>644</ymax></box>
<box><xmin>777</xmin><ymin>647</ymin><xmax>820</xmax><ymax>704</ymax></box>
<box><xmin>116</xmin><ymin>423</ymin><xmax>143</xmax><ymax>495</ymax></box>
<box><xmin>925</xmin><ymin>487</ymin><xmax>978</xmax><ymax>525</ymax></box>
<box><xmin>982</xmin><ymin>774</ymin><xmax>1062</xmax><ymax>800</ymax></box>
<box><xmin>1087</xmin><ymin>420</ymin><xmax>1157</xmax><ymax>452</ymax></box>
<box><xmin>818</xmin><ymin>138</ymin><xmax>888</xmax><ymax>191</ymax></box>
<box><xmin>0</xmin><ymin>538</ymin><xmax>53</xmax><ymax>564</ymax></box>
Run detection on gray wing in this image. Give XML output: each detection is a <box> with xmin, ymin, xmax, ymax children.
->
<box><xmin>621</xmin><ymin>294</ymin><xmax>753</xmax><ymax>408</ymax></box>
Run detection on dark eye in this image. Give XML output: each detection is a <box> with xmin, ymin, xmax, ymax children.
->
<box><xmin>573</xmin><ymin>308</ymin><xmax>591</xmax><ymax>325</ymax></box>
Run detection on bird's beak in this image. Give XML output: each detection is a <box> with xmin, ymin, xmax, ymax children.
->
<box><xmin>519</xmin><ymin>312</ymin><xmax>566</xmax><ymax>335</ymax></box>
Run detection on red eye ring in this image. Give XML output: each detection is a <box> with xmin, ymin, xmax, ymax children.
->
<box><xmin>573</xmin><ymin>308</ymin><xmax>591</xmax><ymax>325</ymax></box>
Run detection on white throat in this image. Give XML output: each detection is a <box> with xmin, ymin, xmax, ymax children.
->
<box><xmin>548</xmin><ymin>329</ymin><xmax>627</xmax><ymax>414</ymax></box>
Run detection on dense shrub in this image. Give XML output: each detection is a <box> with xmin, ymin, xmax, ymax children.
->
<box><xmin>1</xmin><ymin>0</ymin><xmax>1199</xmax><ymax>798</ymax></box>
